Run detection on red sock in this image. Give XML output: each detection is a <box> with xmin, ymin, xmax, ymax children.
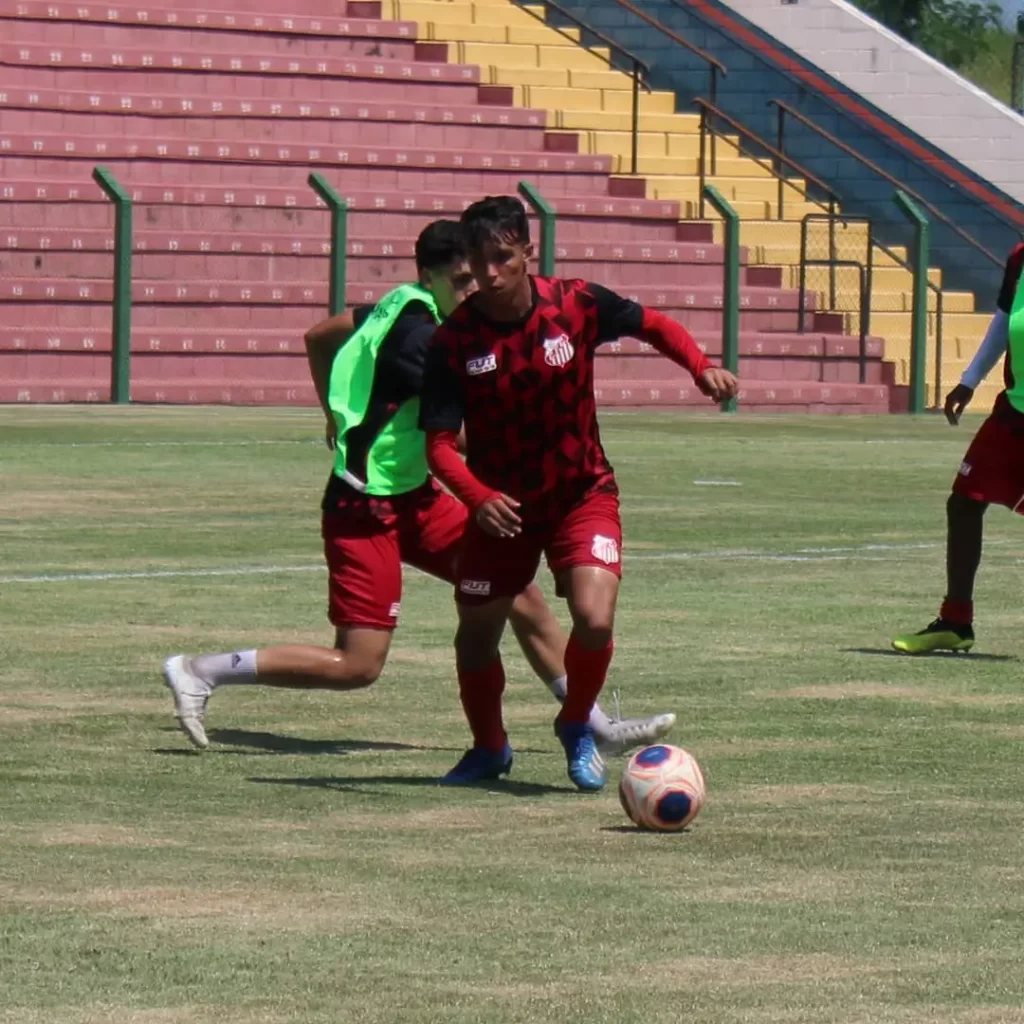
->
<box><xmin>456</xmin><ymin>658</ymin><xmax>507</xmax><ymax>752</ymax></box>
<box><xmin>940</xmin><ymin>598</ymin><xmax>973</xmax><ymax>625</ymax></box>
<box><xmin>558</xmin><ymin>634</ymin><xmax>613</xmax><ymax>727</ymax></box>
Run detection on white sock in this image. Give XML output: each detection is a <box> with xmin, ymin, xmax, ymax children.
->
<box><xmin>189</xmin><ymin>650</ymin><xmax>258</xmax><ymax>689</ymax></box>
<box><xmin>545</xmin><ymin>674</ymin><xmax>615</xmax><ymax>736</ymax></box>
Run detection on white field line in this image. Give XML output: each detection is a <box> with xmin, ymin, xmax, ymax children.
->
<box><xmin>0</xmin><ymin>541</ymin><xmax>952</xmax><ymax>586</ymax></box>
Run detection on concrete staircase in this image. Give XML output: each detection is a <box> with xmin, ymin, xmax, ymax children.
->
<box><xmin>0</xmin><ymin>0</ymin><xmax>892</xmax><ymax>411</ymax></box>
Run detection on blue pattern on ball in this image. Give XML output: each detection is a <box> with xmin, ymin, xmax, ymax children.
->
<box><xmin>656</xmin><ymin>790</ymin><xmax>693</xmax><ymax>824</ymax></box>
<box><xmin>634</xmin><ymin>745</ymin><xmax>672</xmax><ymax>767</ymax></box>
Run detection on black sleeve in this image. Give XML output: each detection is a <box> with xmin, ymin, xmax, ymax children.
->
<box><xmin>352</xmin><ymin>304</ymin><xmax>375</xmax><ymax>330</ymax></box>
<box><xmin>418</xmin><ymin>332</ymin><xmax>465</xmax><ymax>432</ymax></box>
<box><xmin>997</xmin><ymin>245</ymin><xmax>1024</xmax><ymax>314</ymax></box>
<box><xmin>384</xmin><ymin>318</ymin><xmax>435</xmax><ymax>395</ymax></box>
<box><xmin>585</xmin><ymin>282</ymin><xmax>645</xmax><ymax>343</ymax></box>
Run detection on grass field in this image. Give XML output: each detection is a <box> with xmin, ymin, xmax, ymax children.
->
<box><xmin>4</xmin><ymin>406</ymin><xmax>1024</xmax><ymax>1024</ymax></box>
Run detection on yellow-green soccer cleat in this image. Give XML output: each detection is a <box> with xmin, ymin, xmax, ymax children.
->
<box><xmin>892</xmin><ymin>618</ymin><xmax>975</xmax><ymax>654</ymax></box>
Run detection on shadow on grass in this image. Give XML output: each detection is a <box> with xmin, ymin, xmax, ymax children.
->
<box><xmin>843</xmin><ymin>647</ymin><xmax>1015</xmax><ymax>663</ymax></box>
<box><xmin>248</xmin><ymin>774</ymin><xmax>569</xmax><ymax>797</ymax></box>
<box><xmin>599</xmin><ymin>825</ymin><xmax>695</xmax><ymax>835</ymax></box>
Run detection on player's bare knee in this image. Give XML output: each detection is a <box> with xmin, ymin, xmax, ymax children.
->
<box><xmin>572</xmin><ymin>621</ymin><xmax>613</xmax><ymax>649</ymax></box>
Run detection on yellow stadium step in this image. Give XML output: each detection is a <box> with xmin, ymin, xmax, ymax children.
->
<box><xmin>604</xmin><ymin>90</ymin><xmax>676</xmax><ymax>114</ymax></box>
<box><xmin>555</xmin><ymin>109</ymin><xmax>698</xmax><ymax>133</ymax></box>
<box><xmin>569</xmin><ymin>69</ymin><xmax>642</xmax><ymax>90</ymax></box>
<box><xmin>452</xmin><ymin>42</ymin><xmax>611</xmax><ymax>69</ymax></box>
<box><xmin>473</xmin><ymin>3</ymin><xmax>547</xmax><ymax>25</ymax></box>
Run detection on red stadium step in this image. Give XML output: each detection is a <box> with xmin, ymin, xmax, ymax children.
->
<box><xmin>0</xmin><ymin>88</ymin><xmax>543</xmax><ymax>128</ymax></box>
<box><xmin>3</xmin><ymin>3</ymin><xmax>423</xmax><ymax>60</ymax></box>
<box><xmin>0</xmin><ymin>249</ymin><xmax>759</xmax><ymax>288</ymax></box>
<box><xmin>0</xmin><ymin>42</ymin><xmax>469</xmax><ymax>83</ymax></box>
<box><xmin>0</xmin><ymin>278</ymin><xmax>806</xmax><ymax>314</ymax></box>
<box><xmin>594</xmin><ymin>380</ymin><xmax>891</xmax><ymax>412</ymax></box>
<box><xmin>1</xmin><ymin>180</ymin><xmax>685</xmax><ymax>241</ymax></box>
<box><xmin>0</xmin><ymin>230</ymin><xmax>725</xmax><ymax>265</ymax></box>
<box><xmin>0</xmin><ymin>376</ymin><xmax>892</xmax><ymax>411</ymax></box>
<box><xmin>0</xmin><ymin>131</ymin><xmax>606</xmax><ymax>181</ymax></box>
<box><xmin>4</xmin><ymin>0</ymin><xmax>418</xmax><ymax>40</ymax></box>
<box><xmin>0</xmin><ymin>110</ymin><xmax>556</xmax><ymax>154</ymax></box>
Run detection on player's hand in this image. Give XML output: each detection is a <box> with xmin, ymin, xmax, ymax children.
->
<box><xmin>476</xmin><ymin>494</ymin><xmax>522</xmax><ymax>538</ymax></box>
<box><xmin>325</xmin><ymin>418</ymin><xmax>337</xmax><ymax>450</ymax></box>
<box><xmin>944</xmin><ymin>383</ymin><xmax>973</xmax><ymax>426</ymax></box>
<box><xmin>697</xmin><ymin>367</ymin><xmax>739</xmax><ymax>401</ymax></box>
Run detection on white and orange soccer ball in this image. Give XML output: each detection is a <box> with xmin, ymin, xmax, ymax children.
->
<box><xmin>618</xmin><ymin>744</ymin><xmax>706</xmax><ymax>831</ymax></box>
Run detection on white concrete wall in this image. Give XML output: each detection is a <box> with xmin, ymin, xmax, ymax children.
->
<box><xmin>719</xmin><ymin>0</ymin><xmax>1024</xmax><ymax>204</ymax></box>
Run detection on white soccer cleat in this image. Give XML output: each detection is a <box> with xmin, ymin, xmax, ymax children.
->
<box><xmin>597</xmin><ymin>712</ymin><xmax>676</xmax><ymax>756</ymax></box>
<box><xmin>162</xmin><ymin>655</ymin><xmax>210</xmax><ymax>749</ymax></box>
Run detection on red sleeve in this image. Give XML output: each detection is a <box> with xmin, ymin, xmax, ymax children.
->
<box><xmin>638</xmin><ymin>308</ymin><xmax>713</xmax><ymax>379</ymax></box>
<box><xmin>997</xmin><ymin>244</ymin><xmax>1024</xmax><ymax>314</ymax></box>
<box><xmin>425</xmin><ymin>430</ymin><xmax>498</xmax><ymax>512</ymax></box>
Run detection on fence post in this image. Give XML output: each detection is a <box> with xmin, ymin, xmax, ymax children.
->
<box><xmin>894</xmin><ymin>189</ymin><xmax>930</xmax><ymax>414</ymax></box>
<box><xmin>517</xmin><ymin>181</ymin><xmax>556</xmax><ymax>276</ymax></box>
<box><xmin>702</xmin><ymin>184</ymin><xmax>739</xmax><ymax>413</ymax></box>
<box><xmin>92</xmin><ymin>166</ymin><xmax>132</xmax><ymax>404</ymax></box>
<box><xmin>309</xmin><ymin>173</ymin><xmax>348</xmax><ymax>316</ymax></box>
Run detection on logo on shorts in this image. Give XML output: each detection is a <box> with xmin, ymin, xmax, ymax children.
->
<box><xmin>466</xmin><ymin>353</ymin><xmax>497</xmax><ymax>376</ymax></box>
<box><xmin>591</xmin><ymin>534</ymin><xmax>620</xmax><ymax>565</ymax></box>
<box><xmin>958</xmin><ymin>461</ymin><xmax>972</xmax><ymax>477</ymax></box>
<box><xmin>459</xmin><ymin>579</ymin><xmax>491</xmax><ymax>596</ymax></box>
<box><xmin>543</xmin><ymin>333</ymin><xmax>575</xmax><ymax>368</ymax></box>
<box><xmin>388</xmin><ymin>602</ymin><xmax>401</xmax><ymax>619</ymax></box>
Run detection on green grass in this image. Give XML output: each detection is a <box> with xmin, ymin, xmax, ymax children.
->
<box><xmin>4</xmin><ymin>406</ymin><xmax>1024</xmax><ymax>1024</ymax></box>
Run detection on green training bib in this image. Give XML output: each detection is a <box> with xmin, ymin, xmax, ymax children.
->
<box><xmin>328</xmin><ymin>282</ymin><xmax>440</xmax><ymax>495</ymax></box>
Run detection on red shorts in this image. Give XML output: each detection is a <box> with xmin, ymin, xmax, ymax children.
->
<box><xmin>951</xmin><ymin>393</ymin><xmax>1024</xmax><ymax>513</ymax></box>
<box><xmin>455</xmin><ymin>491</ymin><xmax>622</xmax><ymax>604</ymax></box>
<box><xmin>322</xmin><ymin>480</ymin><xmax>469</xmax><ymax>629</ymax></box>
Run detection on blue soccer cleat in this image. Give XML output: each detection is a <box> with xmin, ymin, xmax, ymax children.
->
<box><xmin>440</xmin><ymin>743</ymin><xmax>514</xmax><ymax>786</ymax></box>
<box><xmin>556</xmin><ymin>721</ymin><xmax>607</xmax><ymax>792</ymax></box>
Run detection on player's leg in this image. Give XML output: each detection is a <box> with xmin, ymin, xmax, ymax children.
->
<box><xmin>438</xmin><ymin>521</ymin><xmax>541</xmax><ymax>784</ymax></box>
<box><xmin>406</xmin><ymin>486</ymin><xmax>673</xmax><ymax>751</ymax></box>
<box><xmin>163</xmin><ymin>628</ymin><xmax>393</xmax><ymax>749</ymax></box>
<box><xmin>891</xmin><ymin>410</ymin><xmax>1019</xmax><ymax>653</ymax></box>
<box><xmin>506</xmin><ymin>584</ymin><xmax>675</xmax><ymax>754</ymax></box>
<box><xmin>546</xmin><ymin>493</ymin><xmax>624</xmax><ymax>792</ymax></box>
<box><xmin>163</xmin><ymin>513</ymin><xmax>402</xmax><ymax>747</ymax></box>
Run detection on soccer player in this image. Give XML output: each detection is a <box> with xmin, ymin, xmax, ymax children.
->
<box><xmin>418</xmin><ymin>196</ymin><xmax>738</xmax><ymax>790</ymax></box>
<box><xmin>163</xmin><ymin>219</ymin><xmax>675</xmax><ymax>756</ymax></box>
<box><xmin>893</xmin><ymin>243</ymin><xmax>1024</xmax><ymax>654</ymax></box>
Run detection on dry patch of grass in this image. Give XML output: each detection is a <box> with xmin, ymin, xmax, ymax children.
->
<box><xmin>0</xmin><ymin>882</ymin><xmax>416</xmax><ymax>932</ymax></box>
<box><xmin>774</xmin><ymin>683</ymin><xmax>1024</xmax><ymax>706</ymax></box>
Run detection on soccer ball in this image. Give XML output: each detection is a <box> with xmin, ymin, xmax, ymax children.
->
<box><xmin>618</xmin><ymin>744</ymin><xmax>706</xmax><ymax>832</ymax></box>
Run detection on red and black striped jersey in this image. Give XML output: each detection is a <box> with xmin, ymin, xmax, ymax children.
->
<box><xmin>419</xmin><ymin>277</ymin><xmax>644</xmax><ymax>524</ymax></box>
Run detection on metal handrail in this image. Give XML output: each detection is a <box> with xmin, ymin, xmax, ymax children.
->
<box><xmin>519</xmin><ymin>0</ymin><xmax>651</xmax><ymax>174</ymax></box>
<box><xmin>693</xmin><ymin>97</ymin><xmax>837</xmax><ymax>219</ymax></box>
<box><xmin>609</xmin><ymin>0</ymin><xmax>726</xmax><ymax>107</ymax></box>
<box><xmin>769</xmin><ymin>99</ymin><xmax>1003</xmax><ymax>268</ymax></box>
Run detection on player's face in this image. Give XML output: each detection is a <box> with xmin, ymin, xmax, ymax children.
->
<box><xmin>468</xmin><ymin>236</ymin><xmax>532</xmax><ymax>308</ymax></box>
<box><xmin>423</xmin><ymin>259</ymin><xmax>477</xmax><ymax>317</ymax></box>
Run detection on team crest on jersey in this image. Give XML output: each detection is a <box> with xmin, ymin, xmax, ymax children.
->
<box><xmin>591</xmin><ymin>534</ymin><xmax>620</xmax><ymax>565</ymax></box>
<box><xmin>543</xmin><ymin>333</ymin><xmax>574</xmax><ymax>368</ymax></box>
<box><xmin>388</xmin><ymin>602</ymin><xmax>401</xmax><ymax>619</ymax></box>
<box><xmin>466</xmin><ymin>353</ymin><xmax>497</xmax><ymax>376</ymax></box>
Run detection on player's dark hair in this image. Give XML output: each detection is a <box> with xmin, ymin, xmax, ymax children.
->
<box><xmin>414</xmin><ymin>220</ymin><xmax>468</xmax><ymax>274</ymax></box>
<box><xmin>460</xmin><ymin>195</ymin><xmax>531</xmax><ymax>250</ymax></box>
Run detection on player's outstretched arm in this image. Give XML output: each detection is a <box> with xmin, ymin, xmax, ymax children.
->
<box><xmin>945</xmin><ymin>309</ymin><xmax>1009</xmax><ymax>425</ymax></box>
<box><xmin>637</xmin><ymin>307</ymin><xmax>739</xmax><ymax>402</ymax></box>
<box><xmin>586</xmin><ymin>282</ymin><xmax>737</xmax><ymax>402</ymax></box>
